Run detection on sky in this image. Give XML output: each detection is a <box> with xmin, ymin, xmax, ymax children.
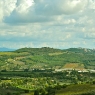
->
<box><xmin>0</xmin><ymin>0</ymin><xmax>95</xmax><ymax>49</ymax></box>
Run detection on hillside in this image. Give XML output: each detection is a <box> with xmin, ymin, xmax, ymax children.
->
<box><xmin>64</xmin><ymin>47</ymin><xmax>95</xmax><ymax>54</ymax></box>
<box><xmin>0</xmin><ymin>47</ymin><xmax>95</xmax><ymax>71</ymax></box>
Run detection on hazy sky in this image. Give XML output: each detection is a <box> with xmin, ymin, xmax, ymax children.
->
<box><xmin>0</xmin><ymin>0</ymin><xmax>95</xmax><ymax>49</ymax></box>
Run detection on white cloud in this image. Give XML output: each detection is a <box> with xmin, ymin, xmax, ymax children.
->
<box><xmin>0</xmin><ymin>0</ymin><xmax>95</xmax><ymax>49</ymax></box>
<box><xmin>0</xmin><ymin>0</ymin><xmax>16</xmax><ymax>22</ymax></box>
<box><xmin>3</xmin><ymin>0</ymin><xmax>88</xmax><ymax>23</ymax></box>
<box><xmin>34</xmin><ymin>0</ymin><xmax>88</xmax><ymax>15</ymax></box>
<box><xmin>16</xmin><ymin>0</ymin><xmax>34</xmax><ymax>13</ymax></box>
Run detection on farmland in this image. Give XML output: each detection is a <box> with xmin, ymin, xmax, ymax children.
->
<box><xmin>0</xmin><ymin>47</ymin><xmax>95</xmax><ymax>95</ymax></box>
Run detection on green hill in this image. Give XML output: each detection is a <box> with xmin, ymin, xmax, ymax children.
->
<box><xmin>64</xmin><ymin>47</ymin><xmax>95</xmax><ymax>54</ymax></box>
<box><xmin>0</xmin><ymin>47</ymin><xmax>95</xmax><ymax>71</ymax></box>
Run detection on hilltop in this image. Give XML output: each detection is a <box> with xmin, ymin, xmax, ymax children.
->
<box><xmin>0</xmin><ymin>47</ymin><xmax>95</xmax><ymax>71</ymax></box>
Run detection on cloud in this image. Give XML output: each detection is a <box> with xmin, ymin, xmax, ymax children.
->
<box><xmin>34</xmin><ymin>0</ymin><xmax>88</xmax><ymax>15</ymax></box>
<box><xmin>0</xmin><ymin>0</ymin><xmax>95</xmax><ymax>49</ymax></box>
<box><xmin>0</xmin><ymin>0</ymin><xmax>16</xmax><ymax>22</ymax></box>
<box><xmin>4</xmin><ymin>0</ymin><xmax>88</xmax><ymax>23</ymax></box>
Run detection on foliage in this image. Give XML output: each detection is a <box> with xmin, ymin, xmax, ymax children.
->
<box><xmin>0</xmin><ymin>47</ymin><xmax>95</xmax><ymax>95</ymax></box>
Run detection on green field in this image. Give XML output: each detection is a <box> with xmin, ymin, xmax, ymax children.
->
<box><xmin>56</xmin><ymin>84</ymin><xmax>95</xmax><ymax>95</ymax></box>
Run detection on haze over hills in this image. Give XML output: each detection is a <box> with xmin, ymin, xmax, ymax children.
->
<box><xmin>0</xmin><ymin>47</ymin><xmax>16</xmax><ymax>51</ymax></box>
<box><xmin>0</xmin><ymin>47</ymin><xmax>95</xmax><ymax>71</ymax></box>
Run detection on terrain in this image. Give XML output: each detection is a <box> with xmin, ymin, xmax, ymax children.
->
<box><xmin>0</xmin><ymin>47</ymin><xmax>95</xmax><ymax>71</ymax></box>
<box><xmin>0</xmin><ymin>47</ymin><xmax>95</xmax><ymax>95</ymax></box>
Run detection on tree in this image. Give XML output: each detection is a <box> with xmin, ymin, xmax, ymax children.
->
<box><xmin>34</xmin><ymin>90</ymin><xmax>39</xmax><ymax>95</ymax></box>
<box><xmin>92</xmin><ymin>80</ymin><xmax>95</xmax><ymax>84</ymax></box>
<box><xmin>47</xmin><ymin>87</ymin><xmax>55</xmax><ymax>95</ymax></box>
<box><xmin>6</xmin><ymin>92</ymin><xmax>12</xmax><ymax>95</ymax></box>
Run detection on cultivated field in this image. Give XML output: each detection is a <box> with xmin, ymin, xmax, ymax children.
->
<box><xmin>63</xmin><ymin>63</ymin><xmax>85</xmax><ymax>70</ymax></box>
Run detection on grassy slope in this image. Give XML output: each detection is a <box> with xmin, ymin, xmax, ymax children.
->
<box><xmin>56</xmin><ymin>84</ymin><xmax>95</xmax><ymax>95</ymax></box>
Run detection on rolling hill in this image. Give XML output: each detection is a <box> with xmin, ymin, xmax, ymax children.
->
<box><xmin>0</xmin><ymin>47</ymin><xmax>95</xmax><ymax>71</ymax></box>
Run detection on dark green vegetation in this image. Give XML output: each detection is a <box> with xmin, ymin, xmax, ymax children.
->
<box><xmin>56</xmin><ymin>84</ymin><xmax>95</xmax><ymax>95</ymax></box>
<box><xmin>0</xmin><ymin>47</ymin><xmax>95</xmax><ymax>71</ymax></box>
<box><xmin>0</xmin><ymin>71</ymin><xmax>95</xmax><ymax>95</ymax></box>
<box><xmin>0</xmin><ymin>47</ymin><xmax>95</xmax><ymax>95</ymax></box>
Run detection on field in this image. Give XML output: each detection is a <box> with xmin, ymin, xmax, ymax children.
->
<box><xmin>56</xmin><ymin>84</ymin><xmax>95</xmax><ymax>95</ymax></box>
<box><xmin>49</xmin><ymin>52</ymin><xmax>63</xmax><ymax>56</ymax></box>
<box><xmin>63</xmin><ymin>63</ymin><xmax>85</xmax><ymax>70</ymax></box>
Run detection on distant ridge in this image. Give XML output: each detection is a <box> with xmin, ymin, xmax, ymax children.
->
<box><xmin>0</xmin><ymin>47</ymin><xmax>15</xmax><ymax>51</ymax></box>
<box><xmin>64</xmin><ymin>47</ymin><xmax>95</xmax><ymax>54</ymax></box>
